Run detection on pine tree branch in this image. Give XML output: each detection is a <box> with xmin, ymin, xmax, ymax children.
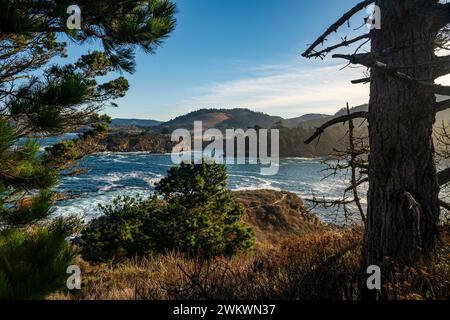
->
<box><xmin>333</xmin><ymin>53</ymin><xmax>450</xmax><ymax>96</ymax></box>
<box><xmin>390</xmin><ymin>55</ymin><xmax>450</xmax><ymax>80</ymax></box>
<box><xmin>351</xmin><ymin>77</ymin><xmax>371</xmax><ymax>84</ymax></box>
<box><xmin>302</xmin><ymin>0</ymin><xmax>374</xmax><ymax>58</ymax></box>
<box><xmin>433</xmin><ymin>55</ymin><xmax>450</xmax><ymax>79</ymax></box>
<box><xmin>304</xmin><ymin>34</ymin><xmax>370</xmax><ymax>59</ymax></box>
<box><xmin>344</xmin><ymin>178</ymin><xmax>369</xmax><ymax>193</ymax></box>
<box><xmin>439</xmin><ymin>199</ymin><xmax>450</xmax><ymax>211</ymax></box>
<box><xmin>435</xmin><ymin>99</ymin><xmax>450</xmax><ymax>113</ymax></box>
<box><xmin>434</xmin><ymin>2</ymin><xmax>450</xmax><ymax>30</ymax></box>
<box><xmin>438</xmin><ymin>168</ymin><xmax>450</xmax><ymax>186</ymax></box>
<box><xmin>346</xmin><ymin>103</ymin><xmax>367</xmax><ymax>224</ymax></box>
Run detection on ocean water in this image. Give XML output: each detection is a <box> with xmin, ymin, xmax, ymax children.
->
<box><xmin>52</xmin><ymin>152</ymin><xmax>361</xmax><ymax>223</ymax></box>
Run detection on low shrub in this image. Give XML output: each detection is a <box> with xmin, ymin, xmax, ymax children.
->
<box><xmin>0</xmin><ymin>218</ymin><xmax>77</xmax><ymax>299</ymax></box>
<box><xmin>80</xmin><ymin>196</ymin><xmax>161</xmax><ymax>262</ymax></box>
<box><xmin>53</xmin><ymin>226</ymin><xmax>450</xmax><ymax>300</ymax></box>
<box><xmin>80</xmin><ymin>161</ymin><xmax>255</xmax><ymax>262</ymax></box>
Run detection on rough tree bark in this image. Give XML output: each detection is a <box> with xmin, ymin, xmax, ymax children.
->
<box><xmin>363</xmin><ymin>0</ymin><xmax>440</xmax><ymax>268</ymax></box>
<box><xmin>302</xmin><ymin>0</ymin><xmax>450</xmax><ymax>271</ymax></box>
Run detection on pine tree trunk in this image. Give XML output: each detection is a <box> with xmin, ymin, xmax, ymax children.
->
<box><xmin>363</xmin><ymin>1</ymin><xmax>440</xmax><ymax>268</ymax></box>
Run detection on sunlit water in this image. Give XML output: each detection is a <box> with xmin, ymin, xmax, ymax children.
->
<box><xmin>38</xmin><ymin>135</ymin><xmax>450</xmax><ymax>225</ymax></box>
<box><xmin>35</xmin><ymin>134</ymin><xmax>364</xmax><ymax>224</ymax></box>
<box><xmin>51</xmin><ymin>152</ymin><xmax>359</xmax><ymax>224</ymax></box>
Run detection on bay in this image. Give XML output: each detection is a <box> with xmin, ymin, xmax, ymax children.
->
<box><xmin>52</xmin><ymin>152</ymin><xmax>359</xmax><ymax>223</ymax></box>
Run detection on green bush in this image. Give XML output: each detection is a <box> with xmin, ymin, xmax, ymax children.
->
<box><xmin>80</xmin><ymin>196</ymin><xmax>162</xmax><ymax>261</ymax></box>
<box><xmin>0</xmin><ymin>219</ymin><xmax>76</xmax><ymax>300</ymax></box>
<box><xmin>81</xmin><ymin>161</ymin><xmax>255</xmax><ymax>262</ymax></box>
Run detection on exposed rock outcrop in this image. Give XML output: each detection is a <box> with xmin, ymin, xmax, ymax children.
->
<box><xmin>235</xmin><ymin>190</ymin><xmax>325</xmax><ymax>249</ymax></box>
<box><xmin>101</xmin><ymin>131</ymin><xmax>175</xmax><ymax>153</ymax></box>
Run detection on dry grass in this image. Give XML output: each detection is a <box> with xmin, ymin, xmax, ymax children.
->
<box><xmin>236</xmin><ymin>190</ymin><xmax>326</xmax><ymax>251</ymax></box>
<box><xmin>382</xmin><ymin>228</ymin><xmax>450</xmax><ymax>300</ymax></box>
<box><xmin>50</xmin><ymin>226</ymin><xmax>450</xmax><ymax>300</ymax></box>
<box><xmin>50</xmin><ymin>227</ymin><xmax>362</xmax><ymax>300</ymax></box>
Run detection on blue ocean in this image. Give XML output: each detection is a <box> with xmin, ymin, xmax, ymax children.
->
<box><xmin>38</xmin><ymin>133</ymin><xmax>364</xmax><ymax>223</ymax></box>
<box><xmin>51</xmin><ymin>152</ymin><xmax>357</xmax><ymax>223</ymax></box>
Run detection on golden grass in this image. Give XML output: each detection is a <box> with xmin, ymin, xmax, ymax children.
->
<box><xmin>50</xmin><ymin>226</ymin><xmax>450</xmax><ymax>300</ymax></box>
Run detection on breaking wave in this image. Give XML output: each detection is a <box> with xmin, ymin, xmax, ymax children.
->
<box><xmin>53</xmin><ymin>153</ymin><xmax>355</xmax><ymax>223</ymax></box>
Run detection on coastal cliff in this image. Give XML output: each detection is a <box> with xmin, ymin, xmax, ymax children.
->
<box><xmin>100</xmin><ymin>131</ymin><xmax>175</xmax><ymax>153</ymax></box>
<box><xmin>98</xmin><ymin>129</ymin><xmax>352</xmax><ymax>157</ymax></box>
<box><xmin>235</xmin><ymin>190</ymin><xmax>324</xmax><ymax>249</ymax></box>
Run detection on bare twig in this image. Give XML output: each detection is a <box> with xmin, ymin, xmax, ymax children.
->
<box><xmin>302</xmin><ymin>0</ymin><xmax>374</xmax><ymax>58</ymax></box>
<box><xmin>304</xmin><ymin>111</ymin><xmax>369</xmax><ymax>145</ymax></box>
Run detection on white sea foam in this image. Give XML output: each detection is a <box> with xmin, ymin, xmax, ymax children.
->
<box><xmin>231</xmin><ymin>176</ymin><xmax>281</xmax><ymax>192</ymax></box>
<box><xmin>90</xmin><ymin>171</ymin><xmax>164</xmax><ymax>191</ymax></box>
<box><xmin>53</xmin><ymin>154</ymin><xmax>361</xmax><ymax>223</ymax></box>
<box><xmin>282</xmin><ymin>157</ymin><xmax>321</xmax><ymax>161</ymax></box>
<box><xmin>143</xmin><ymin>175</ymin><xmax>164</xmax><ymax>187</ymax></box>
<box><xmin>96</xmin><ymin>151</ymin><xmax>153</xmax><ymax>156</ymax></box>
<box><xmin>52</xmin><ymin>189</ymin><xmax>149</xmax><ymax>221</ymax></box>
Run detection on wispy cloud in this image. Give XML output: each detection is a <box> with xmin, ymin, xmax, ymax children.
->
<box><xmin>176</xmin><ymin>61</ymin><xmax>370</xmax><ymax>118</ymax></box>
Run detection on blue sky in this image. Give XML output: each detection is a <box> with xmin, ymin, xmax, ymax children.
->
<box><xmin>67</xmin><ymin>0</ymin><xmax>373</xmax><ymax>121</ymax></box>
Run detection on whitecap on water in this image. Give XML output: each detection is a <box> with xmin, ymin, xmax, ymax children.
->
<box><xmin>53</xmin><ymin>154</ymin><xmax>363</xmax><ymax>224</ymax></box>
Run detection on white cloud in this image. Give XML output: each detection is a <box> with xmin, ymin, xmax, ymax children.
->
<box><xmin>176</xmin><ymin>61</ymin><xmax>370</xmax><ymax>118</ymax></box>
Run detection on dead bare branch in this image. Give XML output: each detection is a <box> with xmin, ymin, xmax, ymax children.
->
<box><xmin>346</xmin><ymin>103</ymin><xmax>367</xmax><ymax>224</ymax></box>
<box><xmin>351</xmin><ymin>77</ymin><xmax>371</xmax><ymax>84</ymax></box>
<box><xmin>305</xmin><ymin>34</ymin><xmax>370</xmax><ymax>59</ymax></box>
<box><xmin>438</xmin><ymin>168</ymin><xmax>450</xmax><ymax>186</ymax></box>
<box><xmin>302</xmin><ymin>0</ymin><xmax>374</xmax><ymax>58</ymax></box>
<box><xmin>439</xmin><ymin>199</ymin><xmax>450</xmax><ymax>211</ymax></box>
<box><xmin>304</xmin><ymin>111</ymin><xmax>369</xmax><ymax>145</ymax></box>
<box><xmin>333</xmin><ymin>53</ymin><xmax>450</xmax><ymax>96</ymax></box>
<box><xmin>435</xmin><ymin>99</ymin><xmax>450</xmax><ymax>113</ymax></box>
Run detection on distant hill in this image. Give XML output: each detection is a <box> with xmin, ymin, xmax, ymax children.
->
<box><xmin>334</xmin><ymin>104</ymin><xmax>369</xmax><ymax>117</ymax></box>
<box><xmin>152</xmin><ymin>108</ymin><xmax>343</xmax><ymax>132</ymax></box>
<box><xmin>103</xmin><ymin>106</ymin><xmax>370</xmax><ymax>157</ymax></box>
<box><xmin>103</xmin><ymin>104</ymin><xmax>450</xmax><ymax>157</ymax></box>
<box><xmin>111</xmin><ymin>118</ymin><xmax>162</xmax><ymax>128</ymax></box>
<box><xmin>155</xmin><ymin>108</ymin><xmax>285</xmax><ymax>131</ymax></box>
<box><xmin>282</xmin><ymin>113</ymin><xmax>330</xmax><ymax>128</ymax></box>
<box><xmin>112</xmin><ymin>102</ymin><xmax>450</xmax><ymax>132</ymax></box>
<box><xmin>112</xmin><ymin>107</ymin><xmax>371</xmax><ymax>133</ymax></box>
<box><xmin>102</xmin><ymin>106</ymin><xmax>368</xmax><ymax>157</ymax></box>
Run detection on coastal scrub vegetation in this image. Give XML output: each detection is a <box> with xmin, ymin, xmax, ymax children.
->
<box><xmin>80</xmin><ymin>162</ymin><xmax>255</xmax><ymax>262</ymax></box>
<box><xmin>0</xmin><ymin>0</ymin><xmax>177</xmax><ymax>299</ymax></box>
<box><xmin>1</xmin><ymin>0</ymin><xmax>450</xmax><ymax>301</ymax></box>
<box><xmin>56</xmin><ymin>162</ymin><xmax>449</xmax><ymax>301</ymax></box>
<box><xmin>53</xmin><ymin>225</ymin><xmax>449</xmax><ymax>300</ymax></box>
